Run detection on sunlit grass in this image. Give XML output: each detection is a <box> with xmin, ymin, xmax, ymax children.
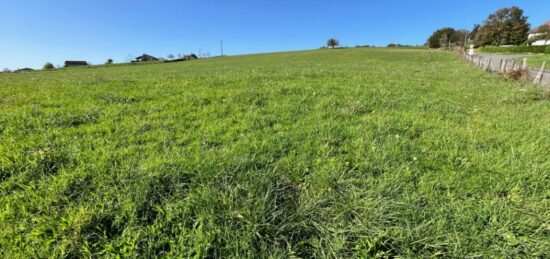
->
<box><xmin>0</xmin><ymin>48</ymin><xmax>549</xmax><ymax>257</ymax></box>
<box><xmin>525</xmin><ymin>54</ymin><xmax>550</xmax><ymax>68</ymax></box>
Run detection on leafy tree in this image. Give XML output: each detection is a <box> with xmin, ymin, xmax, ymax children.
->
<box><xmin>43</xmin><ymin>62</ymin><xmax>54</xmax><ymax>70</ymax></box>
<box><xmin>167</xmin><ymin>54</ymin><xmax>174</xmax><ymax>60</ymax></box>
<box><xmin>538</xmin><ymin>24</ymin><xmax>550</xmax><ymax>39</ymax></box>
<box><xmin>2</xmin><ymin>68</ymin><xmax>10</xmax><ymax>73</ymax></box>
<box><xmin>427</xmin><ymin>28</ymin><xmax>456</xmax><ymax>48</ymax></box>
<box><xmin>453</xmin><ymin>30</ymin><xmax>470</xmax><ymax>47</ymax></box>
<box><xmin>475</xmin><ymin>6</ymin><xmax>530</xmax><ymax>46</ymax></box>
<box><xmin>106</xmin><ymin>58</ymin><xmax>113</xmax><ymax>64</ymax></box>
<box><xmin>326</xmin><ymin>38</ymin><xmax>340</xmax><ymax>49</ymax></box>
<box><xmin>469</xmin><ymin>24</ymin><xmax>481</xmax><ymax>45</ymax></box>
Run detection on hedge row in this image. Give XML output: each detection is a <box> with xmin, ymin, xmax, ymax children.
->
<box><xmin>479</xmin><ymin>45</ymin><xmax>548</xmax><ymax>54</ymax></box>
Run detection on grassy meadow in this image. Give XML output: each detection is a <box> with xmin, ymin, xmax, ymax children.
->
<box><xmin>1</xmin><ymin>48</ymin><xmax>549</xmax><ymax>257</ymax></box>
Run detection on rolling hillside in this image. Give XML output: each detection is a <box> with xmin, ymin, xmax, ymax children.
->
<box><xmin>1</xmin><ymin>48</ymin><xmax>549</xmax><ymax>257</ymax></box>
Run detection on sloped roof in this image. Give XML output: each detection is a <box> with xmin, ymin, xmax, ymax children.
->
<box><xmin>136</xmin><ymin>54</ymin><xmax>159</xmax><ymax>60</ymax></box>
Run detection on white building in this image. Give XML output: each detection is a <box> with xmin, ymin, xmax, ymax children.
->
<box><xmin>528</xmin><ymin>21</ymin><xmax>550</xmax><ymax>46</ymax></box>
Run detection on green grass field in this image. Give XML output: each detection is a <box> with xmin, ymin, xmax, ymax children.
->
<box><xmin>1</xmin><ymin>48</ymin><xmax>549</xmax><ymax>257</ymax></box>
<box><xmin>525</xmin><ymin>54</ymin><xmax>550</xmax><ymax>68</ymax></box>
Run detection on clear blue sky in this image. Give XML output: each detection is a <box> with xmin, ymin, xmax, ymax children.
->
<box><xmin>1</xmin><ymin>0</ymin><xmax>549</xmax><ymax>69</ymax></box>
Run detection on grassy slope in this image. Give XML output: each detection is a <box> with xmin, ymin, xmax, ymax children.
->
<box><xmin>509</xmin><ymin>54</ymin><xmax>550</xmax><ymax>68</ymax></box>
<box><xmin>0</xmin><ymin>48</ymin><xmax>549</xmax><ymax>257</ymax></box>
<box><xmin>525</xmin><ymin>54</ymin><xmax>550</xmax><ymax>68</ymax></box>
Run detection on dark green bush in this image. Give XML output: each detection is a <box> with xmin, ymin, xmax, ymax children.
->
<box><xmin>545</xmin><ymin>46</ymin><xmax>550</xmax><ymax>54</ymax></box>
<box><xmin>43</xmin><ymin>62</ymin><xmax>55</xmax><ymax>70</ymax></box>
<box><xmin>479</xmin><ymin>45</ymin><xmax>547</xmax><ymax>53</ymax></box>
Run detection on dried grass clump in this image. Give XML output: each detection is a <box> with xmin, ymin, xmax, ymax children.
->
<box><xmin>503</xmin><ymin>68</ymin><xmax>530</xmax><ymax>81</ymax></box>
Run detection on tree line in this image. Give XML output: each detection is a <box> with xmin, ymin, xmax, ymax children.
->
<box><xmin>427</xmin><ymin>6</ymin><xmax>532</xmax><ymax>49</ymax></box>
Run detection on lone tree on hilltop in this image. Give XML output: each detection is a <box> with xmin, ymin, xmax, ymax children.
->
<box><xmin>327</xmin><ymin>38</ymin><xmax>340</xmax><ymax>49</ymax></box>
<box><xmin>43</xmin><ymin>62</ymin><xmax>54</xmax><ymax>70</ymax></box>
<box><xmin>106</xmin><ymin>58</ymin><xmax>113</xmax><ymax>64</ymax></box>
<box><xmin>167</xmin><ymin>54</ymin><xmax>174</xmax><ymax>60</ymax></box>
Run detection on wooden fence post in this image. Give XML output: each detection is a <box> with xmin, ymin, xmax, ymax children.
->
<box><xmin>501</xmin><ymin>59</ymin><xmax>508</xmax><ymax>73</ymax></box>
<box><xmin>533</xmin><ymin>61</ymin><xmax>547</xmax><ymax>85</ymax></box>
<box><xmin>499</xmin><ymin>59</ymin><xmax>503</xmax><ymax>73</ymax></box>
<box><xmin>485</xmin><ymin>58</ymin><xmax>492</xmax><ymax>72</ymax></box>
<box><xmin>504</xmin><ymin>59</ymin><xmax>516</xmax><ymax>73</ymax></box>
<box><xmin>522</xmin><ymin>58</ymin><xmax>528</xmax><ymax>70</ymax></box>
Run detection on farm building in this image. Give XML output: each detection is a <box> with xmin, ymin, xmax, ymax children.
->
<box><xmin>64</xmin><ymin>61</ymin><xmax>89</xmax><ymax>67</ymax></box>
<box><xmin>528</xmin><ymin>21</ymin><xmax>550</xmax><ymax>46</ymax></box>
<box><xmin>183</xmin><ymin>54</ymin><xmax>198</xmax><ymax>60</ymax></box>
<box><xmin>134</xmin><ymin>54</ymin><xmax>159</xmax><ymax>62</ymax></box>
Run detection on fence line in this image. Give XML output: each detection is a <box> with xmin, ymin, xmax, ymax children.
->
<box><xmin>462</xmin><ymin>50</ymin><xmax>550</xmax><ymax>87</ymax></box>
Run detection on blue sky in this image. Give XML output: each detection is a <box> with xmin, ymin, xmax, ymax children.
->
<box><xmin>1</xmin><ymin>0</ymin><xmax>549</xmax><ymax>69</ymax></box>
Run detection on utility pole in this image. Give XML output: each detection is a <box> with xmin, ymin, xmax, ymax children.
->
<box><xmin>220</xmin><ymin>40</ymin><xmax>224</xmax><ymax>57</ymax></box>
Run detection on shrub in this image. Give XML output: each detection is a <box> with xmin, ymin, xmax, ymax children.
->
<box><xmin>479</xmin><ymin>45</ymin><xmax>547</xmax><ymax>54</ymax></box>
<box><xmin>545</xmin><ymin>46</ymin><xmax>550</xmax><ymax>54</ymax></box>
<box><xmin>43</xmin><ymin>63</ymin><xmax>55</xmax><ymax>70</ymax></box>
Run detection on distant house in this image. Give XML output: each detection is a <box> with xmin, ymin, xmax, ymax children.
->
<box><xmin>134</xmin><ymin>54</ymin><xmax>159</xmax><ymax>62</ymax></box>
<box><xmin>528</xmin><ymin>21</ymin><xmax>550</xmax><ymax>46</ymax></box>
<box><xmin>64</xmin><ymin>61</ymin><xmax>89</xmax><ymax>67</ymax></box>
<box><xmin>183</xmin><ymin>54</ymin><xmax>198</xmax><ymax>61</ymax></box>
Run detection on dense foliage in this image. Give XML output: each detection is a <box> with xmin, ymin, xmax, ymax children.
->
<box><xmin>427</xmin><ymin>28</ymin><xmax>468</xmax><ymax>49</ymax></box>
<box><xmin>43</xmin><ymin>62</ymin><xmax>55</xmax><ymax>70</ymax></box>
<box><xmin>1</xmin><ymin>48</ymin><xmax>549</xmax><ymax>257</ymax></box>
<box><xmin>475</xmin><ymin>6</ymin><xmax>530</xmax><ymax>46</ymax></box>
